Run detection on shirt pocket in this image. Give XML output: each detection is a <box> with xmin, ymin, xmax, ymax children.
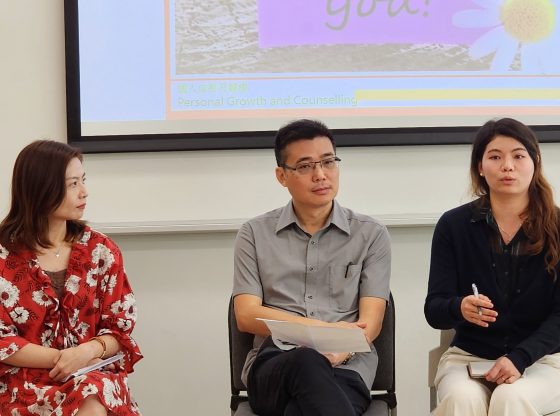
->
<box><xmin>329</xmin><ymin>264</ymin><xmax>361</xmax><ymax>312</ymax></box>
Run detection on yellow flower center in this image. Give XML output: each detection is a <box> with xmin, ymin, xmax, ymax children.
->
<box><xmin>501</xmin><ymin>0</ymin><xmax>556</xmax><ymax>43</ymax></box>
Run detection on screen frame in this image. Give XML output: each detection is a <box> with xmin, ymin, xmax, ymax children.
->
<box><xmin>64</xmin><ymin>0</ymin><xmax>560</xmax><ymax>154</ymax></box>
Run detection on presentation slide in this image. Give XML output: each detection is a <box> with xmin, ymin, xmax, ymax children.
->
<box><xmin>77</xmin><ymin>0</ymin><xmax>560</xmax><ymax>137</ymax></box>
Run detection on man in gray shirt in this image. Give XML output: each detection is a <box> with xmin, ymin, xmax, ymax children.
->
<box><xmin>233</xmin><ymin>119</ymin><xmax>391</xmax><ymax>416</ymax></box>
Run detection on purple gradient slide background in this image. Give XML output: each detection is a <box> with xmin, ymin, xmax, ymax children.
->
<box><xmin>258</xmin><ymin>0</ymin><xmax>486</xmax><ymax>48</ymax></box>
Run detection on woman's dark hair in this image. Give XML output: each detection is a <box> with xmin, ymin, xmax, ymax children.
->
<box><xmin>274</xmin><ymin>119</ymin><xmax>336</xmax><ymax>166</ymax></box>
<box><xmin>470</xmin><ymin>118</ymin><xmax>560</xmax><ymax>276</ymax></box>
<box><xmin>0</xmin><ymin>140</ymin><xmax>86</xmax><ymax>253</ymax></box>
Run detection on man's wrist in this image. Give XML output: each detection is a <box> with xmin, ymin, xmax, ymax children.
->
<box><xmin>341</xmin><ymin>352</ymin><xmax>356</xmax><ymax>365</ymax></box>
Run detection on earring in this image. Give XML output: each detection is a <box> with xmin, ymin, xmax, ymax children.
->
<box><xmin>479</xmin><ymin>172</ymin><xmax>484</xmax><ymax>177</ymax></box>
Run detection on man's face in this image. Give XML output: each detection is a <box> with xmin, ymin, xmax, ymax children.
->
<box><xmin>275</xmin><ymin>136</ymin><xmax>339</xmax><ymax>211</ymax></box>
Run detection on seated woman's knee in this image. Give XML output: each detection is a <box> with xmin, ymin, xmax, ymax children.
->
<box><xmin>440</xmin><ymin>380</ymin><xmax>488</xmax><ymax>408</ymax></box>
<box><xmin>76</xmin><ymin>396</ymin><xmax>107</xmax><ymax>416</ymax></box>
<box><xmin>490</xmin><ymin>383</ymin><xmax>526</xmax><ymax>407</ymax></box>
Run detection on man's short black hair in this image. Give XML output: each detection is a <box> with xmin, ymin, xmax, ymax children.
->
<box><xmin>274</xmin><ymin>119</ymin><xmax>336</xmax><ymax>166</ymax></box>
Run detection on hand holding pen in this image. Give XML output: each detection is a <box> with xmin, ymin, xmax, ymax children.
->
<box><xmin>460</xmin><ymin>283</ymin><xmax>498</xmax><ymax>327</ymax></box>
<box><xmin>472</xmin><ymin>284</ymin><xmax>482</xmax><ymax>315</ymax></box>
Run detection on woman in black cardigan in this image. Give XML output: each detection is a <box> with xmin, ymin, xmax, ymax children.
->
<box><xmin>425</xmin><ymin>118</ymin><xmax>560</xmax><ymax>416</ymax></box>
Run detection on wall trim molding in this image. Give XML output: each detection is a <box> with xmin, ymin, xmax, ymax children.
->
<box><xmin>92</xmin><ymin>213</ymin><xmax>440</xmax><ymax>235</ymax></box>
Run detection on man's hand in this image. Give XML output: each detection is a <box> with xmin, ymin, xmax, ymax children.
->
<box><xmin>322</xmin><ymin>320</ymin><xmax>363</xmax><ymax>328</ymax></box>
<box><xmin>322</xmin><ymin>320</ymin><xmax>367</xmax><ymax>331</ymax></box>
<box><xmin>485</xmin><ymin>356</ymin><xmax>521</xmax><ymax>385</ymax></box>
<box><xmin>461</xmin><ymin>294</ymin><xmax>497</xmax><ymax>327</ymax></box>
<box><xmin>49</xmin><ymin>342</ymin><xmax>98</xmax><ymax>382</ymax></box>
<box><xmin>322</xmin><ymin>352</ymin><xmax>350</xmax><ymax>367</ymax></box>
<box><xmin>320</xmin><ymin>321</ymin><xmax>366</xmax><ymax>366</ymax></box>
<box><xmin>324</xmin><ymin>320</ymin><xmax>369</xmax><ymax>340</ymax></box>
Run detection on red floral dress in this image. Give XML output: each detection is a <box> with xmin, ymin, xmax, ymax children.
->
<box><xmin>0</xmin><ymin>227</ymin><xmax>143</xmax><ymax>415</ymax></box>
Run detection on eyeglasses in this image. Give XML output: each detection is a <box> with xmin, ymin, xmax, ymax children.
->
<box><xmin>282</xmin><ymin>157</ymin><xmax>341</xmax><ymax>175</ymax></box>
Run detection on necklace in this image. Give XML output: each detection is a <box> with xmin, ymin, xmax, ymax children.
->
<box><xmin>50</xmin><ymin>243</ymin><xmax>64</xmax><ymax>258</ymax></box>
<box><xmin>36</xmin><ymin>242</ymin><xmax>65</xmax><ymax>263</ymax></box>
<box><xmin>496</xmin><ymin>221</ymin><xmax>522</xmax><ymax>244</ymax></box>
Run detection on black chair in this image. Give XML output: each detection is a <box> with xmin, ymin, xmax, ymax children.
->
<box><xmin>228</xmin><ymin>294</ymin><xmax>397</xmax><ymax>415</ymax></box>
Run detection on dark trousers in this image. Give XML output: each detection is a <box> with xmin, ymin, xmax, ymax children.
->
<box><xmin>248</xmin><ymin>337</ymin><xmax>371</xmax><ymax>416</ymax></box>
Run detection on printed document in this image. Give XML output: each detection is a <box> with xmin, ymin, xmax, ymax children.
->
<box><xmin>62</xmin><ymin>353</ymin><xmax>124</xmax><ymax>382</ymax></box>
<box><xmin>257</xmin><ymin>319</ymin><xmax>370</xmax><ymax>353</ymax></box>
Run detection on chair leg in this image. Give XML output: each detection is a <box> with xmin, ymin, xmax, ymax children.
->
<box><xmin>430</xmin><ymin>386</ymin><xmax>437</xmax><ymax>412</ymax></box>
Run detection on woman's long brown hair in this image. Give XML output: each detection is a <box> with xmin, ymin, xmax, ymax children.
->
<box><xmin>0</xmin><ymin>140</ymin><xmax>86</xmax><ymax>253</ymax></box>
<box><xmin>470</xmin><ymin>118</ymin><xmax>560</xmax><ymax>277</ymax></box>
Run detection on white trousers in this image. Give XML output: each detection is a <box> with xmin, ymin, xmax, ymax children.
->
<box><xmin>432</xmin><ymin>347</ymin><xmax>560</xmax><ymax>416</ymax></box>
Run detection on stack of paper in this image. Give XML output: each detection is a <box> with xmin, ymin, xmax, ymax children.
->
<box><xmin>62</xmin><ymin>352</ymin><xmax>124</xmax><ymax>382</ymax></box>
<box><xmin>257</xmin><ymin>319</ymin><xmax>370</xmax><ymax>353</ymax></box>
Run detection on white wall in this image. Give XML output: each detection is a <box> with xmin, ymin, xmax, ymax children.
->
<box><xmin>2</xmin><ymin>2</ymin><xmax>560</xmax><ymax>415</ymax></box>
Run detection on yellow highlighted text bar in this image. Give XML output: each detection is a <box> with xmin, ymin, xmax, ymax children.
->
<box><xmin>355</xmin><ymin>89</ymin><xmax>560</xmax><ymax>101</ymax></box>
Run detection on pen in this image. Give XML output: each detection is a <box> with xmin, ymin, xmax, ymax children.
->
<box><xmin>345</xmin><ymin>262</ymin><xmax>353</xmax><ymax>278</ymax></box>
<box><xmin>471</xmin><ymin>283</ymin><xmax>482</xmax><ymax>315</ymax></box>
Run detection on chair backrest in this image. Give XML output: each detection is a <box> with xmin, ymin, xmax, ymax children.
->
<box><xmin>371</xmin><ymin>293</ymin><xmax>395</xmax><ymax>393</ymax></box>
<box><xmin>228</xmin><ymin>297</ymin><xmax>254</xmax><ymax>396</ymax></box>
<box><xmin>228</xmin><ymin>294</ymin><xmax>396</xmax><ymax>410</ymax></box>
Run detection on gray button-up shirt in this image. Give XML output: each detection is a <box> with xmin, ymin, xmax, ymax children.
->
<box><xmin>233</xmin><ymin>200</ymin><xmax>391</xmax><ymax>388</ymax></box>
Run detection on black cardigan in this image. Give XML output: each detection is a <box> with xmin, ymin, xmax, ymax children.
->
<box><xmin>424</xmin><ymin>201</ymin><xmax>560</xmax><ymax>374</ymax></box>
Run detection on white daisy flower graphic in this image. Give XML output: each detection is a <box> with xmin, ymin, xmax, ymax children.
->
<box><xmin>454</xmin><ymin>0</ymin><xmax>560</xmax><ymax>72</ymax></box>
<box><xmin>69</xmin><ymin>309</ymin><xmax>80</xmax><ymax>327</ymax></box>
<box><xmin>28</xmin><ymin>397</ymin><xmax>53</xmax><ymax>415</ymax></box>
<box><xmin>0</xmin><ymin>276</ymin><xmax>20</xmax><ymax>308</ymax></box>
<box><xmin>81</xmin><ymin>383</ymin><xmax>98</xmax><ymax>398</ymax></box>
<box><xmin>0</xmin><ymin>342</ymin><xmax>18</xmax><ymax>360</ymax></box>
<box><xmin>75</xmin><ymin>322</ymin><xmax>90</xmax><ymax>339</ymax></box>
<box><xmin>31</xmin><ymin>290</ymin><xmax>52</xmax><ymax>307</ymax></box>
<box><xmin>72</xmin><ymin>374</ymin><xmax>87</xmax><ymax>389</ymax></box>
<box><xmin>64</xmin><ymin>332</ymin><xmax>79</xmax><ymax>348</ymax></box>
<box><xmin>11</xmin><ymin>386</ymin><xmax>20</xmax><ymax>407</ymax></box>
<box><xmin>102</xmin><ymin>378</ymin><xmax>123</xmax><ymax>407</ymax></box>
<box><xmin>9</xmin><ymin>306</ymin><xmax>29</xmax><ymax>324</ymax></box>
<box><xmin>122</xmin><ymin>293</ymin><xmax>137</xmax><ymax>320</ymax></box>
<box><xmin>91</xmin><ymin>243</ymin><xmax>115</xmax><ymax>275</ymax></box>
<box><xmin>0</xmin><ymin>244</ymin><xmax>8</xmax><ymax>260</ymax></box>
<box><xmin>110</xmin><ymin>300</ymin><xmax>122</xmax><ymax>315</ymax></box>
<box><xmin>40</xmin><ymin>328</ymin><xmax>54</xmax><ymax>347</ymax></box>
<box><xmin>111</xmin><ymin>293</ymin><xmax>137</xmax><ymax>320</ymax></box>
<box><xmin>0</xmin><ymin>320</ymin><xmax>17</xmax><ymax>337</ymax></box>
<box><xmin>65</xmin><ymin>275</ymin><xmax>81</xmax><ymax>295</ymax></box>
<box><xmin>80</xmin><ymin>231</ymin><xmax>91</xmax><ymax>244</ymax></box>
<box><xmin>54</xmin><ymin>391</ymin><xmax>66</xmax><ymax>405</ymax></box>
<box><xmin>101</xmin><ymin>274</ymin><xmax>117</xmax><ymax>295</ymax></box>
<box><xmin>117</xmin><ymin>318</ymin><xmax>132</xmax><ymax>332</ymax></box>
<box><xmin>86</xmin><ymin>270</ymin><xmax>98</xmax><ymax>288</ymax></box>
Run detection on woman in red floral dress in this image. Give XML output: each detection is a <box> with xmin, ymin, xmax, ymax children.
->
<box><xmin>0</xmin><ymin>140</ymin><xmax>143</xmax><ymax>415</ymax></box>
